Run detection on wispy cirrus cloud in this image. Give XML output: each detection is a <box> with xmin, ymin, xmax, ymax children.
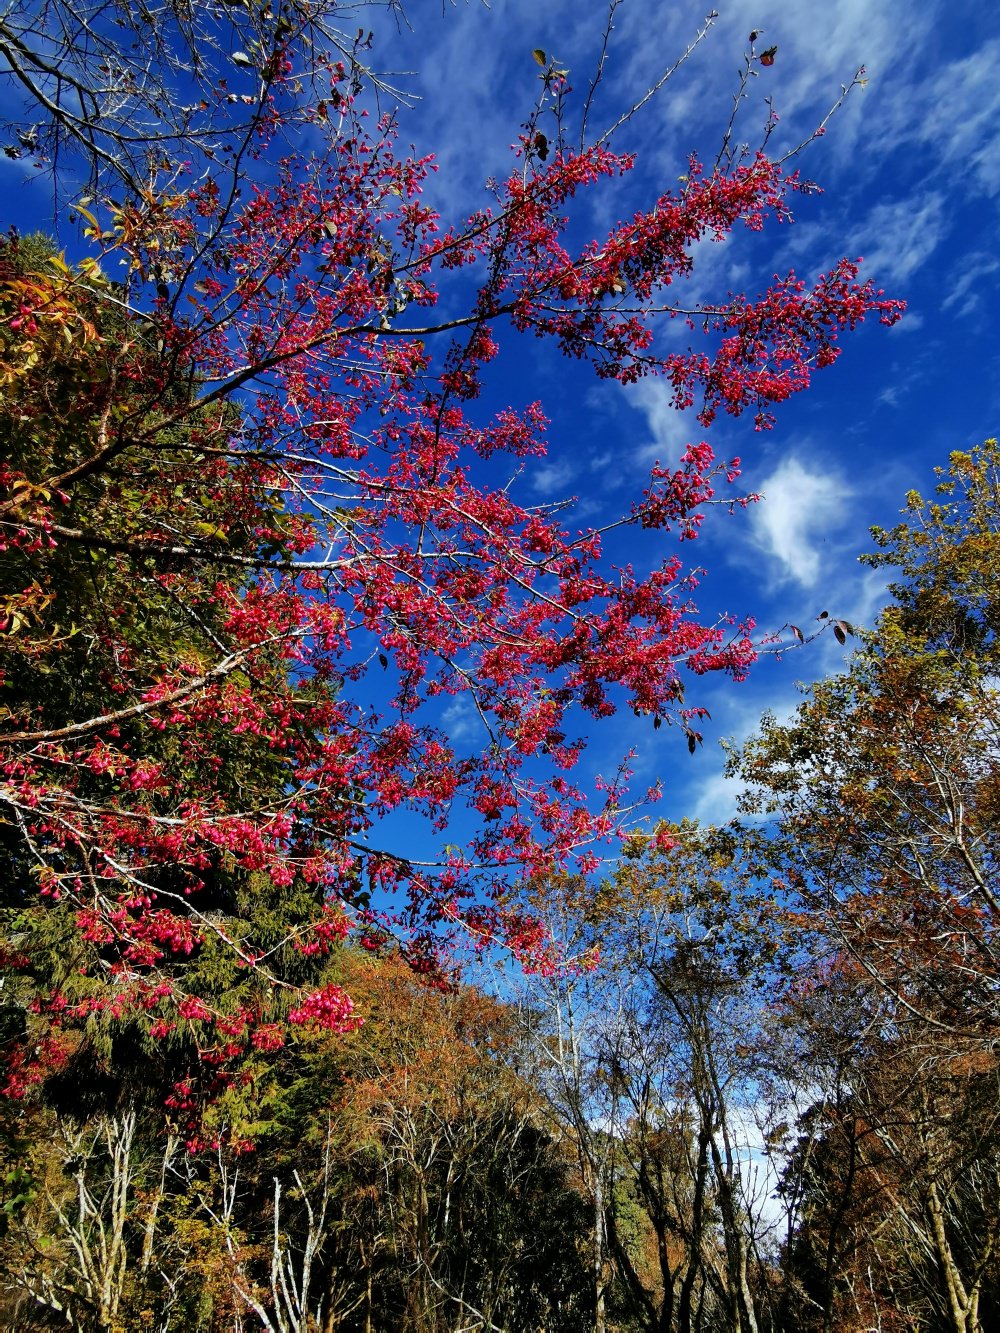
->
<box><xmin>886</xmin><ymin>38</ymin><xmax>1000</xmax><ymax>200</ymax></box>
<box><xmin>942</xmin><ymin>252</ymin><xmax>1000</xmax><ymax>320</ymax></box>
<box><xmin>849</xmin><ymin>193</ymin><xmax>948</xmax><ymax>287</ymax></box>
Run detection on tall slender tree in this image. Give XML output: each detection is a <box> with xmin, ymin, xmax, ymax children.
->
<box><xmin>739</xmin><ymin>441</ymin><xmax>1000</xmax><ymax>1333</ymax></box>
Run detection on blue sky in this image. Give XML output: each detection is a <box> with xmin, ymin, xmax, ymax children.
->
<box><xmin>3</xmin><ymin>0</ymin><xmax>997</xmax><ymax>861</ymax></box>
<box><xmin>362</xmin><ymin>0</ymin><xmax>1000</xmax><ymax>828</ymax></box>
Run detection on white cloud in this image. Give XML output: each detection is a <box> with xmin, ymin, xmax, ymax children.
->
<box><xmin>690</xmin><ymin>766</ymin><xmax>746</xmax><ymax>826</ymax></box>
<box><xmin>440</xmin><ymin>696</ymin><xmax>477</xmax><ymax>744</ymax></box>
<box><xmin>836</xmin><ymin>566</ymin><xmax>889</xmax><ymax>639</ymax></box>
<box><xmin>942</xmin><ymin>253</ymin><xmax>1000</xmax><ymax>319</ymax></box>
<box><xmin>529</xmin><ymin>457</ymin><xmax>577</xmax><ymax>498</ymax></box>
<box><xmin>748</xmin><ymin>455</ymin><xmax>851</xmax><ymax>589</ymax></box>
<box><xmin>890</xmin><ymin>309</ymin><xmax>924</xmax><ymax>334</ymax></box>
<box><xmin>623</xmin><ymin>378</ymin><xmax>701</xmax><ymax>466</ymax></box>
<box><xmin>850</xmin><ymin>193</ymin><xmax>947</xmax><ymax>286</ymax></box>
<box><xmin>612</xmin><ymin>0</ymin><xmax>933</xmax><ymax>178</ymax></box>
<box><xmin>917</xmin><ymin>40</ymin><xmax>1000</xmax><ymax>198</ymax></box>
<box><xmin>674</xmin><ymin>683</ymin><xmax>800</xmax><ymax>826</ymax></box>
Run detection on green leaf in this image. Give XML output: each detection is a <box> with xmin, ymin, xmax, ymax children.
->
<box><xmin>71</xmin><ymin>203</ymin><xmax>99</xmax><ymax>229</ymax></box>
<box><xmin>532</xmin><ymin>48</ymin><xmax>547</xmax><ymax>66</ymax></box>
<box><xmin>194</xmin><ymin>521</ymin><xmax>228</xmax><ymax>542</ymax></box>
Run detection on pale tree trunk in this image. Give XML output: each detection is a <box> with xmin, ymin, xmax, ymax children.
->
<box><xmin>11</xmin><ymin>1111</ymin><xmax>183</xmax><ymax>1332</ymax></box>
<box><xmin>222</xmin><ymin>1128</ymin><xmax>336</xmax><ymax>1333</ymax></box>
<box><xmin>593</xmin><ymin>1169</ymin><xmax>607</xmax><ymax>1333</ymax></box>
<box><xmin>925</xmin><ymin>1178</ymin><xmax>982</xmax><ymax>1333</ymax></box>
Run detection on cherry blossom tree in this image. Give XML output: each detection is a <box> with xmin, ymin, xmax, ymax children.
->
<box><xmin>0</xmin><ymin>10</ymin><xmax>903</xmax><ymax>1112</ymax></box>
